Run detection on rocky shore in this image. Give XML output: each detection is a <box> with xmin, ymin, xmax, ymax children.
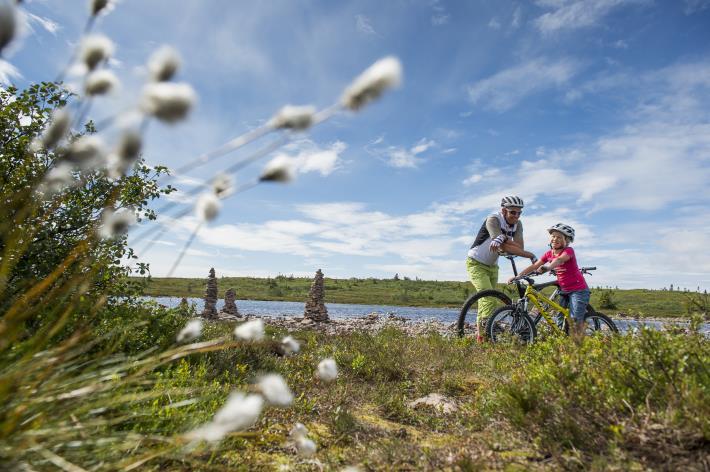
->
<box><xmin>216</xmin><ymin>311</ymin><xmax>461</xmax><ymax>336</ymax></box>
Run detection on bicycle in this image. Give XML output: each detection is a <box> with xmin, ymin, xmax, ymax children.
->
<box><xmin>485</xmin><ymin>271</ymin><xmax>619</xmax><ymax>344</ymax></box>
<box><xmin>457</xmin><ymin>254</ymin><xmax>545</xmax><ymax>338</ymax></box>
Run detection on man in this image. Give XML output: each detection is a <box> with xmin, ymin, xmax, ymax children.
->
<box><xmin>467</xmin><ymin>196</ymin><xmax>537</xmax><ymax>341</ymax></box>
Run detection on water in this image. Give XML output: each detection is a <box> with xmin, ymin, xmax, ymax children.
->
<box><xmin>144</xmin><ymin>297</ymin><xmax>710</xmax><ymax>334</ymax></box>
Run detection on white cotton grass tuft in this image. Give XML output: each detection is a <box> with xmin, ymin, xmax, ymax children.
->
<box><xmin>211</xmin><ymin>172</ymin><xmax>234</xmax><ymax>199</ymax></box>
<box><xmin>80</xmin><ymin>35</ymin><xmax>115</xmax><ymax>71</ymax></box>
<box><xmin>234</xmin><ymin>319</ymin><xmax>264</xmax><ymax>342</ymax></box>
<box><xmin>296</xmin><ymin>436</ymin><xmax>317</xmax><ymax>457</ymax></box>
<box><xmin>39</xmin><ymin>108</ymin><xmax>72</xmax><ymax>149</ymax></box>
<box><xmin>289</xmin><ymin>422</ymin><xmax>308</xmax><ymax>440</ymax></box>
<box><xmin>176</xmin><ymin>318</ymin><xmax>202</xmax><ymax>343</ymax></box>
<box><xmin>90</xmin><ymin>0</ymin><xmax>110</xmax><ymax>16</ymax></box>
<box><xmin>280</xmin><ymin>336</ymin><xmax>300</xmax><ymax>355</ymax></box>
<box><xmin>187</xmin><ymin>391</ymin><xmax>264</xmax><ymax>442</ymax></box>
<box><xmin>340</xmin><ymin>56</ymin><xmax>402</xmax><ymax>111</ymax></box>
<box><xmin>39</xmin><ymin>163</ymin><xmax>75</xmax><ymax>196</ymax></box>
<box><xmin>259</xmin><ymin>155</ymin><xmax>295</xmax><ymax>183</ymax></box>
<box><xmin>0</xmin><ymin>1</ymin><xmax>17</xmax><ymax>54</ymax></box>
<box><xmin>85</xmin><ymin>69</ymin><xmax>119</xmax><ymax>96</ymax></box>
<box><xmin>98</xmin><ymin>207</ymin><xmax>137</xmax><ymax>239</ymax></box>
<box><xmin>257</xmin><ymin>374</ymin><xmax>294</xmax><ymax>407</ymax></box>
<box><xmin>317</xmin><ymin>358</ymin><xmax>338</xmax><ymax>382</ymax></box>
<box><xmin>141</xmin><ymin>82</ymin><xmax>196</xmax><ymax>123</ymax></box>
<box><xmin>65</xmin><ymin>135</ymin><xmax>105</xmax><ymax>168</ymax></box>
<box><xmin>269</xmin><ymin>105</ymin><xmax>316</xmax><ymax>131</ymax></box>
<box><xmin>195</xmin><ymin>192</ymin><xmax>221</xmax><ymax>222</ymax></box>
<box><xmin>106</xmin><ymin>130</ymin><xmax>142</xmax><ymax>180</ymax></box>
<box><xmin>147</xmin><ymin>45</ymin><xmax>181</xmax><ymax>82</ymax></box>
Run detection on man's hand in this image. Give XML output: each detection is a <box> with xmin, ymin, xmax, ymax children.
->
<box><xmin>489</xmin><ymin>235</ymin><xmax>507</xmax><ymax>252</ymax></box>
<box><xmin>506</xmin><ymin>276</ymin><xmax>517</xmax><ymax>284</ymax></box>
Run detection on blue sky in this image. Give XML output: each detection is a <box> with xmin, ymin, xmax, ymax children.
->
<box><xmin>5</xmin><ymin>0</ymin><xmax>710</xmax><ymax>290</ymax></box>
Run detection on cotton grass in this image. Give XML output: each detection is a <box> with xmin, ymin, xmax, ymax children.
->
<box><xmin>234</xmin><ymin>319</ymin><xmax>264</xmax><ymax>341</ymax></box>
<box><xmin>39</xmin><ymin>108</ymin><xmax>72</xmax><ymax>149</ymax></box>
<box><xmin>195</xmin><ymin>193</ymin><xmax>220</xmax><ymax>222</ymax></box>
<box><xmin>317</xmin><ymin>358</ymin><xmax>338</xmax><ymax>382</ymax></box>
<box><xmin>98</xmin><ymin>207</ymin><xmax>137</xmax><ymax>239</ymax></box>
<box><xmin>176</xmin><ymin>319</ymin><xmax>202</xmax><ymax>343</ymax></box>
<box><xmin>0</xmin><ymin>1</ymin><xmax>17</xmax><ymax>55</ymax></box>
<box><xmin>269</xmin><ymin>105</ymin><xmax>316</xmax><ymax>131</ymax></box>
<box><xmin>341</xmin><ymin>56</ymin><xmax>402</xmax><ymax>111</ymax></box>
<box><xmin>257</xmin><ymin>374</ymin><xmax>293</xmax><ymax>407</ymax></box>
<box><xmin>80</xmin><ymin>35</ymin><xmax>114</xmax><ymax>71</ymax></box>
<box><xmin>188</xmin><ymin>392</ymin><xmax>264</xmax><ymax>442</ymax></box>
<box><xmin>85</xmin><ymin>69</ymin><xmax>118</xmax><ymax>96</ymax></box>
<box><xmin>147</xmin><ymin>45</ymin><xmax>181</xmax><ymax>82</ymax></box>
<box><xmin>141</xmin><ymin>82</ymin><xmax>196</xmax><ymax>123</ymax></box>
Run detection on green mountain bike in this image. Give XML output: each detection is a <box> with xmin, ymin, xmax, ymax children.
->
<box><xmin>485</xmin><ymin>271</ymin><xmax>619</xmax><ymax>344</ymax></box>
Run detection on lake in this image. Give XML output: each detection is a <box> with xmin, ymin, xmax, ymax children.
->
<box><xmin>144</xmin><ymin>297</ymin><xmax>710</xmax><ymax>334</ymax></box>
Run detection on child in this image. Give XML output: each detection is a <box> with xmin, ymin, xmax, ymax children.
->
<box><xmin>508</xmin><ymin>223</ymin><xmax>590</xmax><ymax>335</ymax></box>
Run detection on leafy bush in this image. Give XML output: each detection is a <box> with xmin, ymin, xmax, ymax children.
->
<box><xmin>482</xmin><ymin>330</ymin><xmax>710</xmax><ymax>463</ymax></box>
<box><xmin>598</xmin><ymin>288</ymin><xmax>618</xmax><ymax>309</ymax></box>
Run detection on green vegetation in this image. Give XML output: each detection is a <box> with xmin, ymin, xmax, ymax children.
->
<box><xmin>140</xmin><ymin>275</ymin><xmax>705</xmax><ymax>318</ymax></box>
<box><xmin>6</xmin><ymin>305</ymin><xmax>707</xmax><ymax>470</ymax></box>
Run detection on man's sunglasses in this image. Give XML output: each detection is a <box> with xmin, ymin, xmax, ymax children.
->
<box><xmin>506</xmin><ymin>210</ymin><xmax>522</xmax><ymax>216</ymax></box>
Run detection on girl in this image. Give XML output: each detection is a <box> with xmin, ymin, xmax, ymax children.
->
<box><xmin>508</xmin><ymin>223</ymin><xmax>590</xmax><ymax>335</ymax></box>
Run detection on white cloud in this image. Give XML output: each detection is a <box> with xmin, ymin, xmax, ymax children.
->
<box><xmin>0</xmin><ymin>60</ymin><xmax>22</xmax><ymax>85</ymax></box>
<box><xmin>463</xmin><ymin>174</ymin><xmax>482</xmax><ymax>186</ymax></box>
<box><xmin>488</xmin><ymin>17</ymin><xmax>501</xmax><ymax>29</ymax></box>
<box><xmin>511</xmin><ymin>5</ymin><xmax>523</xmax><ymax>28</ymax></box>
<box><xmin>273</xmin><ymin>139</ymin><xmax>346</xmax><ymax>176</ymax></box>
<box><xmin>467</xmin><ymin>58</ymin><xmax>579</xmax><ymax>111</ymax></box>
<box><xmin>23</xmin><ymin>12</ymin><xmax>60</xmax><ymax>35</ymax></box>
<box><xmin>534</xmin><ymin>0</ymin><xmax>650</xmax><ymax>34</ymax></box>
<box><xmin>367</xmin><ymin>137</ymin><xmax>437</xmax><ymax>168</ymax></box>
<box><xmin>431</xmin><ymin>14</ymin><xmax>450</xmax><ymax>26</ymax></box>
<box><xmin>355</xmin><ymin>14</ymin><xmax>376</xmax><ymax>35</ymax></box>
<box><xmin>683</xmin><ymin>0</ymin><xmax>710</xmax><ymax>14</ymax></box>
<box><xmin>430</xmin><ymin>0</ymin><xmax>450</xmax><ymax>26</ymax></box>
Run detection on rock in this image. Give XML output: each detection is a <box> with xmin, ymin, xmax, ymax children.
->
<box><xmin>221</xmin><ymin>288</ymin><xmax>240</xmax><ymax>317</ymax></box>
<box><xmin>201</xmin><ymin>268</ymin><xmax>218</xmax><ymax>320</ymax></box>
<box><xmin>408</xmin><ymin>393</ymin><xmax>458</xmax><ymax>414</ymax></box>
<box><xmin>304</xmin><ymin>269</ymin><xmax>329</xmax><ymax>322</ymax></box>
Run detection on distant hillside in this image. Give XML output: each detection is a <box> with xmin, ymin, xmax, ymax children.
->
<box><xmin>134</xmin><ymin>275</ymin><xmax>704</xmax><ymax>319</ymax></box>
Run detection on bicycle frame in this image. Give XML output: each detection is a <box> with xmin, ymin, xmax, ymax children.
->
<box><xmin>522</xmin><ymin>283</ymin><xmax>571</xmax><ymax>335</ymax></box>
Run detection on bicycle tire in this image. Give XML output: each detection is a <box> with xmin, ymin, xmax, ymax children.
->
<box><xmin>457</xmin><ymin>289</ymin><xmax>512</xmax><ymax>338</ymax></box>
<box><xmin>486</xmin><ymin>305</ymin><xmax>537</xmax><ymax>344</ymax></box>
<box><xmin>563</xmin><ymin>305</ymin><xmax>619</xmax><ymax>335</ymax></box>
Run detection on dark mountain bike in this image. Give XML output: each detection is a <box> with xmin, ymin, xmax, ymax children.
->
<box><xmin>457</xmin><ymin>254</ymin><xmax>525</xmax><ymax>338</ymax></box>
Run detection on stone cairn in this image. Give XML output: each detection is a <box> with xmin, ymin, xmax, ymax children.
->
<box><xmin>201</xmin><ymin>268</ymin><xmax>218</xmax><ymax>319</ymax></box>
<box><xmin>221</xmin><ymin>288</ymin><xmax>240</xmax><ymax>317</ymax></box>
<box><xmin>304</xmin><ymin>269</ymin><xmax>329</xmax><ymax>322</ymax></box>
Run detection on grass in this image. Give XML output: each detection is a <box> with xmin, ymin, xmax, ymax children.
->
<box><xmin>4</xmin><ymin>299</ymin><xmax>708</xmax><ymax>470</ymax></box>
<box><xmin>138</xmin><ymin>275</ymin><xmax>706</xmax><ymax>319</ymax></box>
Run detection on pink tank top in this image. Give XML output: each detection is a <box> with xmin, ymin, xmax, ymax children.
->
<box><xmin>541</xmin><ymin>247</ymin><xmax>588</xmax><ymax>292</ymax></box>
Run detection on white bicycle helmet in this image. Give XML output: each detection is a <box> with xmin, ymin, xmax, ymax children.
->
<box><xmin>548</xmin><ymin>223</ymin><xmax>575</xmax><ymax>243</ymax></box>
<box><xmin>500</xmin><ymin>196</ymin><xmax>524</xmax><ymax>208</ymax></box>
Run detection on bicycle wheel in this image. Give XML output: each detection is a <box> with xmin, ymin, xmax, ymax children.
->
<box><xmin>457</xmin><ymin>289</ymin><xmax>512</xmax><ymax>338</ymax></box>
<box><xmin>486</xmin><ymin>305</ymin><xmax>537</xmax><ymax>344</ymax></box>
<box><xmin>563</xmin><ymin>305</ymin><xmax>619</xmax><ymax>336</ymax></box>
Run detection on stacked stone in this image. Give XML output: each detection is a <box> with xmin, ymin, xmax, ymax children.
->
<box><xmin>201</xmin><ymin>267</ymin><xmax>218</xmax><ymax>319</ymax></box>
<box><xmin>304</xmin><ymin>269</ymin><xmax>329</xmax><ymax>322</ymax></box>
<box><xmin>222</xmin><ymin>288</ymin><xmax>240</xmax><ymax>317</ymax></box>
